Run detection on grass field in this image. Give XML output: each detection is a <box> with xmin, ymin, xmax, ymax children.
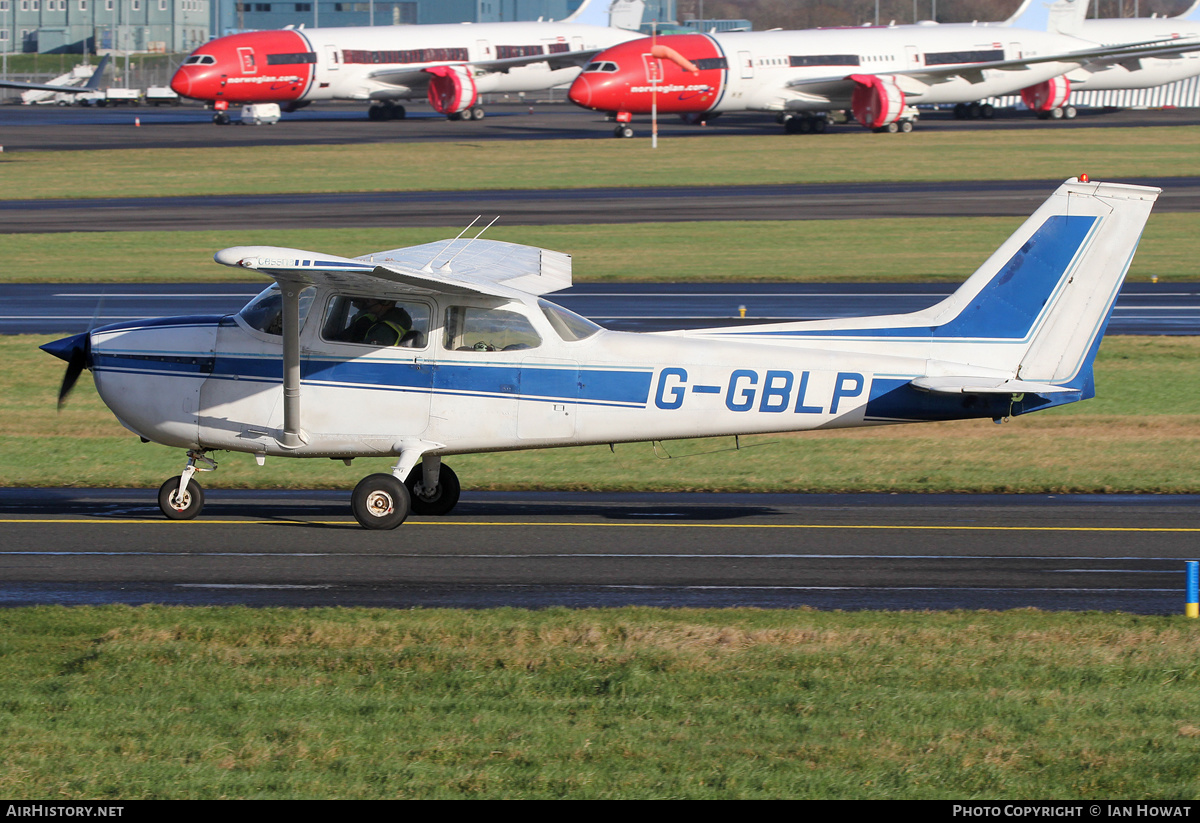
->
<box><xmin>5</xmin><ymin>126</ymin><xmax>1200</xmax><ymax>199</ymax></box>
<box><xmin>7</xmin><ymin>335</ymin><xmax>1198</xmax><ymax>493</ymax></box>
<box><xmin>2</xmin><ymin>605</ymin><xmax>1199</xmax><ymax>799</ymax></box>
<box><xmin>3</xmin><ymin>212</ymin><xmax>1199</xmax><ymax>284</ymax></box>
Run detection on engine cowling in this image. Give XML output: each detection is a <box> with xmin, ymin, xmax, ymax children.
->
<box><xmin>849</xmin><ymin>74</ymin><xmax>905</xmax><ymax>129</ymax></box>
<box><xmin>1020</xmin><ymin>76</ymin><xmax>1071</xmax><ymax>112</ymax></box>
<box><xmin>426</xmin><ymin>65</ymin><xmax>478</xmax><ymax>115</ymax></box>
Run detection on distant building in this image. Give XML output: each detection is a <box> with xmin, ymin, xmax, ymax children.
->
<box><xmin>2</xmin><ymin>0</ymin><xmax>209</xmax><ymax>53</ymax></box>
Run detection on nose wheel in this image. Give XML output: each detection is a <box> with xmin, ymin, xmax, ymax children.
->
<box><xmin>157</xmin><ymin>450</ymin><xmax>216</xmax><ymax>520</ymax></box>
<box><xmin>613</xmin><ymin>125</ymin><xmax>635</xmax><ymax>138</ymax></box>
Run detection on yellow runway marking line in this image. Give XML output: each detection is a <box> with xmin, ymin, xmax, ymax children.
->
<box><xmin>2</xmin><ymin>519</ymin><xmax>1199</xmax><ymax>533</ymax></box>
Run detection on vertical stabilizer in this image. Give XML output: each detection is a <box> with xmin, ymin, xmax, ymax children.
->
<box><xmin>1177</xmin><ymin>0</ymin><xmax>1200</xmax><ymax>21</ymax></box>
<box><xmin>565</xmin><ymin>0</ymin><xmax>609</xmax><ymax>27</ymax></box>
<box><xmin>1006</xmin><ymin>0</ymin><xmax>1090</xmax><ymax>35</ymax></box>
<box><xmin>1013</xmin><ymin>180</ymin><xmax>1158</xmax><ymax>387</ymax></box>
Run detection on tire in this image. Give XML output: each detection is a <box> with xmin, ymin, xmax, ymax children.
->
<box><xmin>158</xmin><ymin>476</ymin><xmax>204</xmax><ymax>521</ymax></box>
<box><xmin>470</xmin><ymin>107</ymin><xmax>485</xmax><ymax>120</ymax></box>
<box><xmin>899</xmin><ymin>120</ymin><xmax>913</xmax><ymax>133</ymax></box>
<box><xmin>1064</xmin><ymin>105</ymin><xmax>1077</xmax><ymax>120</ymax></box>
<box><xmin>352</xmin><ymin>473</ymin><xmax>411</xmax><ymax>530</ymax></box>
<box><xmin>405</xmin><ymin>464</ymin><xmax>461</xmax><ymax>516</ymax></box>
<box><xmin>885</xmin><ymin>121</ymin><xmax>899</xmax><ymax>133</ymax></box>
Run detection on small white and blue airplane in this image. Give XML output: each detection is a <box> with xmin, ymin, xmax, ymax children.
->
<box><xmin>42</xmin><ymin>177</ymin><xmax>1158</xmax><ymax>529</ymax></box>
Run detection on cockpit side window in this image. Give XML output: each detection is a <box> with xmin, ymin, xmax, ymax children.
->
<box><xmin>443</xmin><ymin>305</ymin><xmax>542</xmax><ymax>352</ymax></box>
<box><xmin>237</xmin><ymin>284</ymin><xmax>315</xmax><ymax>336</ymax></box>
<box><xmin>539</xmin><ymin>299</ymin><xmax>601</xmax><ymax>341</ymax></box>
<box><xmin>321</xmin><ymin>294</ymin><xmax>430</xmax><ymax>348</ymax></box>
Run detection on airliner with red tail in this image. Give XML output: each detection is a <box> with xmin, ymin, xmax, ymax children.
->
<box><xmin>169</xmin><ymin>0</ymin><xmax>642</xmax><ymax>124</ymax></box>
<box><xmin>568</xmin><ymin>0</ymin><xmax>1200</xmax><ymax>136</ymax></box>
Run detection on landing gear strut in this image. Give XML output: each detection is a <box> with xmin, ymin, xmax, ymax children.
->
<box><xmin>158</xmin><ymin>450</ymin><xmax>217</xmax><ymax>520</ymax></box>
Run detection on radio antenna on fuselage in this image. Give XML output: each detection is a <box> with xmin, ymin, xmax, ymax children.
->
<box><xmin>437</xmin><ymin>215</ymin><xmax>499</xmax><ymax>273</ymax></box>
<box><xmin>421</xmin><ymin>216</ymin><xmax>480</xmax><ymax>273</ymax></box>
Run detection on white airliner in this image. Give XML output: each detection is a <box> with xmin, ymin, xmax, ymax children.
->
<box><xmin>43</xmin><ymin>178</ymin><xmax>1159</xmax><ymax>529</ymax></box>
<box><xmin>169</xmin><ymin>0</ymin><xmax>644</xmax><ymax>124</ymax></box>
<box><xmin>1017</xmin><ymin>0</ymin><xmax>1200</xmax><ymax>120</ymax></box>
<box><xmin>568</xmin><ymin>0</ymin><xmax>1200</xmax><ymax>135</ymax></box>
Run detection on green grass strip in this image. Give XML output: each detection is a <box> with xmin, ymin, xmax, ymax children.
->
<box><xmin>8</xmin><ymin>335</ymin><xmax>1199</xmax><ymax>493</ymax></box>
<box><xmin>1</xmin><ymin>605</ymin><xmax>1199</xmax><ymax>799</ymax></box>
<box><xmin>3</xmin><ymin>214</ymin><xmax>1198</xmax><ymax>283</ymax></box>
<box><xmin>4</xmin><ymin>126</ymin><xmax>1200</xmax><ymax>199</ymax></box>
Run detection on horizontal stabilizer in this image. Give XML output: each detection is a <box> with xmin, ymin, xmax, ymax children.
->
<box><xmin>910</xmin><ymin>376</ymin><xmax>1078</xmax><ymax>395</ymax></box>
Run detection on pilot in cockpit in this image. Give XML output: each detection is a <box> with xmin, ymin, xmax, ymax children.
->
<box><xmin>348</xmin><ymin>299</ymin><xmax>413</xmax><ymax>347</ymax></box>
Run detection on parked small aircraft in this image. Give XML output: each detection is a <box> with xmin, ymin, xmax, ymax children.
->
<box><xmin>169</xmin><ymin>0</ymin><xmax>644</xmax><ymax>124</ymax></box>
<box><xmin>568</xmin><ymin>0</ymin><xmax>1200</xmax><ymax>135</ymax></box>
<box><xmin>0</xmin><ymin>55</ymin><xmax>110</xmax><ymax>98</ymax></box>
<box><xmin>42</xmin><ymin>178</ymin><xmax>1158</xmax><ymax>528</ymax></box>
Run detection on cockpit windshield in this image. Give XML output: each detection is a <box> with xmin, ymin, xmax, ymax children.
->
<box><xmin>237</xmin><ymin>284</ymin><xmax>316</xmax><ymax>336</ymax></box>
<box><xmin>583</xmin><ymin>61</ymin><xmax>619</xmax><ymax>73</ymax></box>
<box><xmin>183</xmin><ymin>54</ymin><xmax>217</xmax><ymax>65</ymax></box>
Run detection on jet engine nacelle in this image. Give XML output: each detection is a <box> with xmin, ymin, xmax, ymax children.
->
<box><xmin>849</xmin><ymin>74</ymin><xmax>905</xmax><ymax>129</ymax></box>
<box><xmin>426</xmin><ymin>64</ymin><xmax>478</xmax><ymax>115</ymax></box>
<box><xmin>1020</xmin><ymin>76</ymin><xmax>1071</xmax><ymax>112</ymax></box>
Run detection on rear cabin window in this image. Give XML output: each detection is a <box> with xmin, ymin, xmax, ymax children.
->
<box><xmin>321</xmin><ymin>295</ymin><xmax>430</xmax><ymax>348</ymax></box>
<box><xmin>444</xmin><ymin>305</ymin><xmax>541</xmax><ymax>352</ymax></box>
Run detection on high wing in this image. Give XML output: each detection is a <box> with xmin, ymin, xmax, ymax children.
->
<box><xmin>784</xmin><ymin>38</ymin><xmax>1200</xmax><ymax>101</ymax></box>
<box><xmin>367</xmin><ymin>48</ymin><xmax>604</xmax><ymax>89</ymax></box>
<box><xmin>214</xmin><ymin>237</ymin><xmax>572</xmax><ymax>299</ymax></box>
<box><xmin>0</xmin><ymin>55</ymin><xmax>110</xmax><ymax>94</ymax></box>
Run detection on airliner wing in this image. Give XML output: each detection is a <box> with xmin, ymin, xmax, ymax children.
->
<box><xmin>214</xmin><ymin>239</ymin><xmax>572</xmax><ymax>299</ymax></box>
<box><xmin>0</xmin><ymin>55</ymin><xmax>110</xmax><ymax>94</ymax></box>
<box><xmin>368</xmin><ymin>49</ymin><xmax>602</xmax><ymax>87</ymax></box>
<box><xmin>784</xmin><ymin>37</ymin><xmax>1200</xmax><ymax>97</ymax></box>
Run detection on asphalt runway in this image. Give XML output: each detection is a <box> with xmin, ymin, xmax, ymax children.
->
<box><xmin>2</xmin><ymin>489</ymin><xmax>1197</xmax><ymax>613</ymax></box>
<box><xmin>8</xmin><ymin>281</ymin><xmax>1200</xmax><ymax>335</ymax></box>
<box><xmin>7</xmin><ymin>176</ymin><xmax>1200</xmax><ymax>232</ymax></box>
<box><xmin>3</xmin><ymin>100</ymin><xmax>1199</xmax><ymax>151</ymax></box>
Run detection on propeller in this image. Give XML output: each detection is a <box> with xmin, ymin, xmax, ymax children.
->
<box><xmin>40</xmin><ymin>331</ymin><xmax>93</xmax><ymax>410</ymax></box>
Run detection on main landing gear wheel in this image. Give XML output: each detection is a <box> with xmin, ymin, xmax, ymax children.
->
<box><xmin>158</xmin><ymin>476</ymin><xmax>204</xmax><ymax>520</ymax></box>
<box><xmin>405</xmin><ymin>464</ymin><xmax>461</xmax><ymax>516</ymax></box>
<box><xmin>352</xmin><ymin>473</ymin><xmax>411</xmax><ymax>530</ymax></box>
<box><xmin>613</xmin><ymin>125</ymin><xmax>635</xmax><ymax>138</ymax></box>
<box><xmin>212</xmin><ymin>111</ymin><xmax>230</xmax><ymax>125</ymax></box>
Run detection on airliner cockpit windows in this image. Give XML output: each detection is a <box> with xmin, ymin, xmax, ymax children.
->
<box><xmin>444</xmin><ymin>306</ymin><xmax>542</xmax><ymax>352</ymax></box>
<box><xmin>583</xmin><ymin>61</ymin><xmax>619</xmax><ymax>73</ymax></box>
<box><xmin>237</xmin><ymin>284</ymin><xmax>316</xmax><ymax>336</ymax></box>
<box><xmin>183</xmin><ymin>54</ymin><xmax>217</xmax><ymax>65</ymax></box>
<box><xmin>322</xmin><ymin>295</ymin><xmax>430</xmax><ymax>348</ymax></box>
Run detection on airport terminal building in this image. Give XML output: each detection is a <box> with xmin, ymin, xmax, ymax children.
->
<box><xmin>3</xmin><ymin>0</ymin><xmax>678</xmax><ymax>52</ymax></box>
<box><xmin>2</xmin><ymin>0</ymin><xmax>209</xmax><ymax>53</ymax></box>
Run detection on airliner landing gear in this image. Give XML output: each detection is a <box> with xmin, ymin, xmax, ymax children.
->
<box><xmin>783</xmin><ymin>114</ymin><xmax>828</xmax><ymax>134</ymax></box>
<box><xmin>613</xmin><ymin>125</ymin><xmax>635</xmax><ymax>138</ymax></box>
<box><xmin>367</xmin><ymin>101</ymin><xmax>407</xmax><ymax>121</ymax></box>
<box><xmin>158</xmin><ymin>450</ymin><xmax>217</xmax><ymax>520</ymax></box>
<box><xmin>448</xmin><ymin>107</ymin><xmax>485</xmax><ymax>121</ymax></box>
<box><xmin>953</xmin><ymin>102</ymin><xmax>995</xmax><ymax>120</ymax></box>
<box><xmin>212</xmin><ymin>111</ymin><xmax>230</xmax><ymax>125</ymax></box>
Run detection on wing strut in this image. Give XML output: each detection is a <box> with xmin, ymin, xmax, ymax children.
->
<box><xmin>279</xmin><ymin>280</ymin><xmax>305</xmax><ymax>449</ymax></box>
